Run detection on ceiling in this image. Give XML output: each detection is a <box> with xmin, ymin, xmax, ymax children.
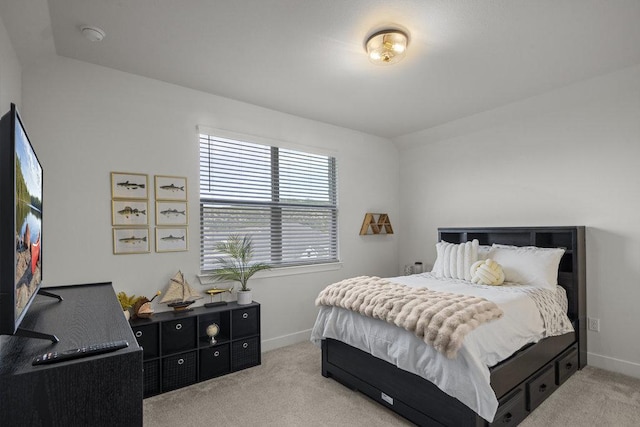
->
<box><xmin>2</xmin><ymin>0</ymin><xmax>640</xmax><ymax>138</ymax></box>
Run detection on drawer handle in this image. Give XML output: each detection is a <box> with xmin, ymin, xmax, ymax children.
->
<box><xmin>214</xmin><ymin>351</ymin><xmax>220</xmax><ymax>357</ymax></box>
<box><xmin>565</xmin><ymin>362</ymin><xmax>573</xmax><ymax>370</ymax></box>
<box><xmin>242</xmin><ymin>342</ymin><xmax>248</xmax><ymax>349</ymax></box>
<box><xmin>502</xmin><ymin>412</ymin><xmax>512</xmax><ymax>423</ymax></box>
<box><xmin>242</xmin><ymin>313</ymin><xmax>249</xmax><ymax>319</ymax></box>
<box><xmin>539</xmin><ymin>384</ymin><xmax>547</xmax><ymax>393</ymax></box>
<box><xmin>178</xmin><ymin>358</ymin><xmax>184</xmax><ymax>365</ymax></box>
<box><xmin>135</xmin><ymin>330</ymin><xmax>143</xmax><ymax>338</ymax></box>
<box><xmin>175</xmin><ymin>323</ymin><xmax>182</xmax><ymax>330</ymax></box>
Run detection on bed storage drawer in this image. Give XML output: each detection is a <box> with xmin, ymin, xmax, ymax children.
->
<box><xmin>324</xmin><ymin>339</ymin><xmax>479</xmax><ymax>427</ymax></box>
<box><xmin>489</xmin><ymin>387</ymin><xmax>527</xmax><ymax>427</ymax></box>
<box><xmin>556</xmin><ymin>346</ymin><xmax>578</xmax><ymax>385</ymax></box>
<box><xmin>345</xmin><ymin>373</ymin><xmax>446</xmax><ymax>427</ymax></box>
<box><xmin>526</xmin><ymin>364</ymin><xmax>557</xmax><ymax>411</ymax></box>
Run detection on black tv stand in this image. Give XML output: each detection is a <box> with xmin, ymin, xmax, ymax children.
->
<box><xmin>14</xmin><ymin>327</ymin><xmax>59</xmax><ymax>343</ymax></box>
<box><xmin>10</xmin><ymin>288</ymin><xmax>65</xmax><ymax>342</ymax></box>
<box><xmin>37</xmin><ymin>288</ymin><xmax>64</xmax><ymax>301</ymax></box>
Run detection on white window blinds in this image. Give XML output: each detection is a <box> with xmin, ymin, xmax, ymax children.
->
<box><xmin>199</xmin><ymin>133</ymin><xmax>338</xmax><ymax>271</ymax></box>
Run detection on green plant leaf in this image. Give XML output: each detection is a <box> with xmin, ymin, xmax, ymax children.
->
<box><xmin>206</xmin><ymin>234</ymin><xmax>271</xmax><ymax>291</ymax></box>
<box><xmin>117</xmin><ymin>291</ymin><xmax>138</xmax><ymax>310</ymax></box>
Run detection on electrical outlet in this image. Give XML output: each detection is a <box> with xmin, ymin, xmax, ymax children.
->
<box><xmin>587</xmin><ymin>317</ymin><xmax>600</xmax><ymax>332</ymax></box>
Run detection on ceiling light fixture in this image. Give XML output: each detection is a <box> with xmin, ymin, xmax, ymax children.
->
<box><xmin>80</xmin><ymin>25</ymin><xmax>106</xmax><ymax>42</ymax></box>
<box><xmin>365</xmin><ymin>29</ymin><xmax>409</xmax><ymax>65</ymax></box>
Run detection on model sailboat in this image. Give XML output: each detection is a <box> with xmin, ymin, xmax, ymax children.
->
<box><xmin>159</xmin><ymin>270</ymin><xmax>202</xmax><ymax>312</ymax></box>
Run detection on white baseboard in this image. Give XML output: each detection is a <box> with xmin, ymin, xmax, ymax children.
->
<box><xmin>261</xmin><ymin>329</ymin><xmax>313</xmax><ymax>352</ymax></box>
<box><xmin>588</xmin><ymin>351</ymin><xmax>640</xmax><ymax>379</ymax></box>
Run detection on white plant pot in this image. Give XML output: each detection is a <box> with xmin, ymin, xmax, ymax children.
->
<box><xmin>237</xmin><ymin>289</ymin><xmax>252</xmax><ymax>305</ymax></box>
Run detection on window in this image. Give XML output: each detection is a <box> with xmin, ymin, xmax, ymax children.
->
<box><xmin>199</xmin><ymin>132</ymin><xmax>338</xmax><ymax>272</ymax></box>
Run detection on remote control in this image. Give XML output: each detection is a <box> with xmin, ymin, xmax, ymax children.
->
<box><xmin>32</xmin><ymin>340</ymin><xmax>129</xmax><ymax>366</ymax></box>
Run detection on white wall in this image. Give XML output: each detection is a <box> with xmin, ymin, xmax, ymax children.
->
<box><xmin>0</xmin><ymin>15</ymin><xmax>21</xmax><ymax>110</ymax></box>
<box><xmin>395</xmin><ymin>64</ymin><xmax>640</xmax><ymax>378</ymax></box>
<box><xmin>21</xmin><ymin>56</ymin><xmax>399</xmax><ymax>350</ymax></box>
<box><xmin>13</xmin><ymin>14</ymin><xmax>639</xmax><ymax>378</ymax></box>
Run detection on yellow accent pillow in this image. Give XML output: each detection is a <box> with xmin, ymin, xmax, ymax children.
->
<box><xmin>470</xmin><ymin>259</ymin><xmax>505</xmax><ymax>286</ymax></box>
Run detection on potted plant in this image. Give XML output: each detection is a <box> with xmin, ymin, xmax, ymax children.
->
<box><xmin>208</xmin><ymin>234</ymin><xmax>270</xmax><ymax>305</ymax></box>
<box><xmin>117</xmin><ymin>292</ymin><xmax>140</xmax><ymax>320</ymax></box>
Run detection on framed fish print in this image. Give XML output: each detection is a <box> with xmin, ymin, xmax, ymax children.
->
<box><xmin>112</xmin><ymin>200</ymin><xmax>149</xmax><ymax>226</ymax></box>
<box><xmin>156</xmin><ymin>201</ymin><xmax>188</xmax><ymax>226</ymax></box>
<box><xmin>155</xmin><ymin>175</ymin><xmax>187</xmax><ymax>201</ymax></box>
<box><xmin>111</xmin><ymin>172</ymin><xmax>148</xmax><ymax>199</ymax></box>
<box><xmin>155</xmin><ymin>227</ymin><xmax>188</xmax><ymax>252</ymax></box>
<box><xmin>113</xmin><ymin>227</ymin><xmax>150</xmax><ymax>254</ymax></box>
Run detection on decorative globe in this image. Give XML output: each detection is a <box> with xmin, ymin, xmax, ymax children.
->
<box><xmin>206</xmin><ymin>323</ymin><xmax>219</xmax><ymax>344</ymax></box>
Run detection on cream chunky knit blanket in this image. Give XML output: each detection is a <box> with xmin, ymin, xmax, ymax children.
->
<box><xmin>315</xmin><ymin>276</ymin><xmax>504</xmax><ymax>358</ymax></box>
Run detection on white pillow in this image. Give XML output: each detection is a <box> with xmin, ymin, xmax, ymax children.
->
<box><xmin>477</xmin><ymin>245</ymin><xmax>492</xmax><ymax>260</ymax></box>
<box><xmin>431</xmin><ymin>239</ymin><xmax>479</xmax><ymax>281</ymax></box>
<box><xmin>489</xmin><ymin>244</ymin><xmax>565</xmax><ymax>289</ymax></box>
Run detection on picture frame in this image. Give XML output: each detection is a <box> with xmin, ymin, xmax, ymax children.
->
<box><xmin>112</xmin><ymin>200</ymin><xmax>149</xmax><ymax>226</ymax></box>
<box><xmin>113</xmin><ymin>228</ymin><xmax>150</xmax><ymax>254</ymax></box>
<box><xmin>156</xmin><ymin>201</ymin><xmax>188</xmax><ymax>226</ymax></box>
<box><xmin>155</xmin><ymin>175</ymin><xmax>187</xmax><ymax>201</ymax></box>
<box><xmin>155</xmin><ymin>227</ymin><xmax>188</xmax><ymax>252</ymax></box>
<box><xmin>111</xmin><ymin>172</ymin><xmax>148</xmax><ymax>200</ymax></box>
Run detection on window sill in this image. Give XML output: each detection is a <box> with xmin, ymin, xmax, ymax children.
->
<box><xmin>197</xmin><ymin>262</ymin><xmax>343</xmax><ymax>285</ymax></box>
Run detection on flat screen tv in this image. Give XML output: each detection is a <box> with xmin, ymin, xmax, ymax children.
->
<box><xmin>0</xmin><ymin>103</ymin><xmax>59</xmax><ymax>342</ymax></box>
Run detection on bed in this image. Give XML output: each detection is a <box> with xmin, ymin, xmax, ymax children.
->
<box><xmin>312</xmin><ymin>226</ymin><xmax>586</xmax><ymax>426</ymax></box>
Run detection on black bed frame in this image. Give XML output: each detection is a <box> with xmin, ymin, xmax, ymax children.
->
<box><xmin>321</xmin><ymin>226</ymin><xmax>586</xmax><ymax>426</ymax></box>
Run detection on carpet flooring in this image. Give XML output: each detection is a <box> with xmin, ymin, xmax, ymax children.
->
<box><xmin>143</xmin><ymin>341</ymin><xmax>640</xmax><ymax>426</ymax></box>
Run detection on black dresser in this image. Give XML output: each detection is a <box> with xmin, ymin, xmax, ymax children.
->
<box><xmin>0</xmin><ymin>282</ymin><xmax>143</xmax><ymax>426</ymax></box>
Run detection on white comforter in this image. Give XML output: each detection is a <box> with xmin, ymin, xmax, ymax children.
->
<box><xmin>310</xmin><ymin>272</ymin><xmax>572</xmax><ymax>422</ymax></box>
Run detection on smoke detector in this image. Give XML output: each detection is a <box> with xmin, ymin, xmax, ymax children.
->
<box><xmin>80</xmin><ymin>26</ymin><xmax>105</xmax><ymax>42</ymax></box>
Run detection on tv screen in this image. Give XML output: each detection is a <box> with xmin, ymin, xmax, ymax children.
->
<box><xmin>14</xmin><ymin>107</ymin><xmax>43</xmax><ymax>320</ymax></box>
<box><xmin>0</xmin><ymin>103</ymin><xmax>44</xmax><ymax>335</ymax></box>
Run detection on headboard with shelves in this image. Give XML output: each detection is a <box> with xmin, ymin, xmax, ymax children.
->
<box><xmin>438</xmin><ymin>226</ymin><xmax>586</xmax><ymax>368</ymax></box>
